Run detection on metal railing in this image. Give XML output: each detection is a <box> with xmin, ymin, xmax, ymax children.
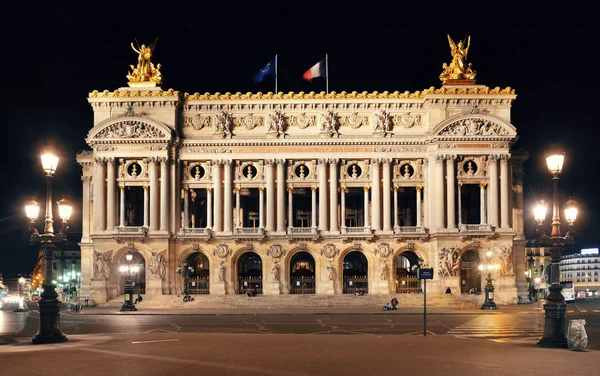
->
<box><xmin>396</xmin><ymin>276</ymin><xmax>420</xmax><ymax>293</ymax></box>
<box><xmin>238</xmin><ymin>276</ymin><xmax>263</xmax><ymax>295</ymax></box>
<box><xmin>343</xmin><ymin>276</ymin><xmax>369</xmax><ymax>294</ymax></box>
<box><xmin>186</xmin><ymin>277</ymin><xmax>210</xmax><ymax>294</ymax></box>
<box><xmin>290</xmin><ymin>277</ymin><xmax>315</xmax><ymax>294</ymax></box>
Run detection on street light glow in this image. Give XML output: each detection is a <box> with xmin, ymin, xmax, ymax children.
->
<box><xmin>25</xmin><ymin>200</ymin><xmax>40</xmax><ymax>222</ymax></box>
<box><xmin>41</xmin><ymin>153</ymin><xmax>59</xmax><ymax>176</ymax></box>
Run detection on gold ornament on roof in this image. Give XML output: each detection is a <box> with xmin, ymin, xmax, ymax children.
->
<box><xmin>127</xmin><ymin>38</ymin><xmax>162</xmax><ymax>87</ymax></box>
<box><xmin>439</xmin><ymin>34</ymin><xmax>477</xmax><ymax>84</ymax></box>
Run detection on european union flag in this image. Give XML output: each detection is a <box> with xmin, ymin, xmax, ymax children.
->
<box><xmin>254</xmin><ymin>57</ymin><xmax>276</xmax><ymax>83</ymax></box>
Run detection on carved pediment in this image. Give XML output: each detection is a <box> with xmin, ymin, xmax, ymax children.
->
<box><xmin>434</xmin><ymin>115</ymin><xmax>516</xmax><ymax>138</ymax></box>
<box><xmin>86</xmin><ymin>115</ymin><xmax>173</xmax><ymax>144</ymax></box>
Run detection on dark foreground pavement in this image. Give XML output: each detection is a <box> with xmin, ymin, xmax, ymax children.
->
<box><xmin>0</xmin><ymin>331</ymin><xmax>596</xmax><ymax>376</ymax></box>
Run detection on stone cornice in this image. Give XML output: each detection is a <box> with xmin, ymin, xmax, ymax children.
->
<box><xmin>183</xmin><ymin>87</ymin><xmax>515</xmax><ymax>101</ymax></box>
<box><xmin>89</xmin><ymin>88</ymin><xmax>180</xmax><ymax>98</ymax></box>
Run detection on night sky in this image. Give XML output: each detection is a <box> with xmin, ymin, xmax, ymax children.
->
<box><xmin>1</xmin><ymin>3</ymin><xmax>599</xmax><ymax>276</ymax></box>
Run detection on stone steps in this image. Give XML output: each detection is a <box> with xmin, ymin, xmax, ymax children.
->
<box><xmin>101</xmin><ymin>293</ymin><xmax>479</xmax><ymax>309</ymax></box>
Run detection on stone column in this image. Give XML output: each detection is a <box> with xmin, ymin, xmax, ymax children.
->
<box><xmin>160</xmin><ymin>158</ymin><xmax>169</xmax><ymax>232</ymax></box>
<box><xmin>488</xmin><ymin>155</ymin><xmax>499</xmax><ymax>228</ymax></box>
<box><xmin>265</xmin><ymin>160</ymin><xmax>275</xmax><ymax>232</ymax></box>
<box><xmin>206</xmin><ymin>188</ymin><xmax>213</xmax><ymax>229</ymax></box>
<box><xmin>393</xmin><ymin>186</ymin><xmax>398</xmax><ymax>228</ymax></box>
<box><xmin>340</xmin><ymin>187</ymin><xmax>346</xmax><ymax>228</ymax></box>
<box><xmin>170</xmin><ymin>158</ymin><xmax>178</xmax><ymax>232</ymax></box>
<box><xmin>446</xmin><ymin>156</ymin><xmax>456</xmax><ymax>229</ymax></box>
<box><xmin>287</xmin><ymin>187</ymin><xmax>294</xmax><ymax>228</ymax></box>
<box><xmin>183</xmin><ymin>187</ymin><xmax>189</xmax><ymax>229</ymax></box>
<box><xmin>371</xmin><ymin>159</ymin><xmax>381</xmax><ymax>231</ymax></box>
<box><xmin>276</xmin><ymin>159</ymin><xmax>286</xmax><ymax>232</ymax></box>
<box><xmin>149</xmin><ymin>158</ymin><xmax>159</xmax><ymax>231</ymax></box>
<box><xmin>318</xmin><ymin>159</ymin><xmax>328</xmax><ymax>231</ymax></box>
<box><xmin>480</xmin><ymin>183</ymin><xmax>487</xmax><ymax>225</ymax></box>
<box><xmin>143</xmin><ymin>185</ymin><xmax>149</xmax><ymax>227</ymax></box>
<box><xmin>435</xmin><ymin>155</ymin><xmax>445</xmax><ymax>230</ymax></box>
<box><xmin>235</xmin><ymin>187</ymin><xmax>241</xmax><ymax>227</ymax></box>
<box><xmin>259</xmin><ymin>187</ymin><xmax>265</xmax><ymax>228</ymax></box>
<box><xmin>416</xmin><ymin>186</ymin><xmax>422</xmax><ymax>228</ymax></box>
<box><xmin>223</xmin><ymin>160</ymin><xmax>233</xmax><ymax>233</ymax></box>
<box><xmin>422</xmin><ymin>158</ymin><xmax>429</xmax><ymax>228</ymax></box>
<box><xmin>81</xmin><ymin>176</ymin><xmax>92</xmax><ymax>243</ymax></box>
<box><xmin>311</xmin><ymin>186</ymin><xmax>317</xmax><ymax>229</ymax></box>
<box><xmin>500</xmin><ymin>156</ymin><xmax>510</xmax><ymax>229</ymax></box>
<box><xmin>106</xmin><ymin>158</ymin><xmax>116</xmax><ymax>231</ymax></box>
<box><xmin>382</xmin><ymin>159</ymin><xmax>392</xmax><ymax>232</ymax></box>
<box><xmin>457</xmin><ymin>183</ymin><xmax>463</xmax><ymax>227</ymax></box>
<box><xmin>119</xmin><ymin>185</ymin><xmax>125</xmax><ymax>227</ymax></box>
<box><xmin>213</xmin><ymin>161</ymin><xmax>223</xmax><ymax>232</ymax></box>
<box><xmin>93</xmin><ymin>158</ymin><xmax>106</xmax><ymax>232</ymax></box>
<box><xmin>329</xmin><ymin>159</ymin><xmax>339</xmax><ymax>233</ymax></box>
<box><xmin>364</xmin><ymin>186</ymin><xmax>370</xmax><ymax>228</ymax></box>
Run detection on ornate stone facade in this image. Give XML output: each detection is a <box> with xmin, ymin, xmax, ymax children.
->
<box><xmin>77</xmin><ymin>48</ymin><xmax>527</xmax><ymax>306</ymax></box>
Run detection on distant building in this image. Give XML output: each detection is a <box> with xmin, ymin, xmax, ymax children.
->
<box><xmin>560</xmin><ymin>248</ymin><xmax>600</xmax><ymax>298</ymax></box>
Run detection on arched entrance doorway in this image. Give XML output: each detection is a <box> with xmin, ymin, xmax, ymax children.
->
<box><xmin>184</xmin><ymin>252</ymin><xmax>210</xmax><ymax>294</ymax></box>
<box><xmin>290</xmin><ymin>252</ymin><xmax>315</xmax><ymax>294</ymax></box>
<box><xmin>394</xmin><ymin>251</ymin><xmax>421</xmax><ymax>293</ymax></box>
<box><xmin>342</xmin><ymin>251</ymin><xmax>368</xmax><ymax>294</ymax></box>
<box><xmin>460</xmin><ymin>250</ymin><xmax>481</xmax><ymax>293</ymax></box>
<box><xmin>237</xmin><ymin>252</ymin><xmax>262</xmax><ymax>295</ymax></box>
<box><xmin>118</xmin><ymin>250</ymin><xmax>146</xmax><ymax>295</ymax></box>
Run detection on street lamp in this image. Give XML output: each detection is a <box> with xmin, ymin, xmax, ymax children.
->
<box><xmin>25</xmin><ymin>151</ymin><xmax>71</xmax><ymax>344</ymax></box>
<box><xmin>14</xmin><ymin>276</ymin><xmax>28</xmax><ymax>312</ymax></box>
<box><xmin>119</xmin><ymin>251</ymin><xmax>139</xmax><ymax>311</ymax></box>
<box><xmin>536</xmin><ymin>144</ymin><xmax>577</xmax><ymax>349</ymax></box>
<box><xmin>478</xmin><ymin>250</ymin><xmax>500</xmax><ymax>310</ymax></box>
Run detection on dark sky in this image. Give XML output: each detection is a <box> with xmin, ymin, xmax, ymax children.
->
<box><xmin>1</xmin><ymin>3</ymin><xmax>599</xmax><ymax>276</ymax></box>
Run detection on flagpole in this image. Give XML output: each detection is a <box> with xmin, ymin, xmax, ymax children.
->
<box><xmin>325</xmin><ymin>54</ymin><xmax>329</xmax><ymax>94</ymax></box>
<box><xmin>275</xmin><ymin>54</ymin><xmax>278</xmax><ymax>93</ymax></box>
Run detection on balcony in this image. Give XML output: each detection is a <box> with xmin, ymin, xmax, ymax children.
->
<box><xmin>287</xmin><ymin>226</ymin><xmax>319</xmax><ymax>241</ymax></box>
<box><xmin>340</xmin><ymin>226</ymin><xmax>374</xmax><ymax>242</ymax></box>
<box><xmin>179</xmin><ymin>227</ymin><xmax>212</xmax><ymax>238</ymax></box>
<box><xmin>233</xmin><ymin>227</ymin><xmax>266</xmax><ymax>242</ymax></box>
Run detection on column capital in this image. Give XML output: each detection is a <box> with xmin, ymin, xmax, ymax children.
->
<box><xmin>434</xmin><ymin>155</ymin><xmax>445</xmax><ymax>163</ymax></box>
<box><xmin>488</xmin><ymin>154</ymin><xmax>500</xmax><ymax>162</ymax></box>
<box><xmin>275</xmin><ymin>159</ymin><xmax>286</xmax><ymax>166</ymax></box>
<box><xmin>382</xmin><ymin>158</ymin><xmax>393</xmax><ymax>165</ymax></box>
<box><xmin>222</xmin><ymin>159</ymin><xmax>233</xmax><ymax>166</ymax></box>
<box><xmin>311</xmin><ymin>186</ymin><xmax>318</xmax><ymax>192</ymax></box>
<box><xmin>143</xmin><ymin>185</ymin><xmax>149</xmax><ymax>191</ymax></box>
<box><xmin>416</xmin><ymin>186</ymin><xmax>422</xmax><ymax>192</ymax></box>
<box><xmin>94</xmin><ymin>157</ymin><xmax>105</xmax><ymax>164</ymax></box>
<box><xmin>106</xmin><ymin>157</ymin><xmax>116</xmax><ymax>164</ymax></box>
<box><xmin>499</xmin><ymin>154</ymin><xmax>510</xmax><ymax>163</ymax></box>
<box><xmin>340</xmin><ymin>186</ymin><xmax>347</xmax><ymax>193</ymax></box>
<box><xmin>287</xmin><ymin>186</ymin><xmax>294</xmax><ymax>192</ymax></box>
<box><xmin>445</xmin><ymin>154</ymin><xmax>457</xmax><ymax>162</ymax></box>
<box><xmin>206</xmin><ymin>187</ymin><xmax>213</xmax><ymax>193</ymax></box>
<box><xmin>479</xmin><ymin>182</ymin><xmax>487</xmax><ymax>188</ymax></box>
<box><xmin>82</xmin><ymin>176</ymin><xmax>92</xmax><ymax>183</ymax></box>
<box><xmin>264</xmin><ymin>159</ymin><xmax>275</xmax><ymax>167</ymax></box>
<box><xmin>364</xmin><ymin>186</ymin><xmax>370</xmax><ymax>192</ymax></box>
<box><xmin>328</xmin><ymin>158</ymin><xmax>339</xmax><ymax>165</ymax></box>
<box><xmin>371</xmin><ymin>158</ymin><xmax>382</xmax><ymax>165</ymax></box>
<box><xmin>119</xmin><ymin>185</ymin><xmax>125</xmax><ymax>191</ymax></box>
<box><xmin>259</xmin><ymin>186</ymin><xmax>265</xmax><ymax>192</ymax></box>
<box><xmin>318</xmin><ymin>159</ymin><xmax>328</xmax><ymax>166</ymax></box>
<box><xmin>458</xmin><ymin>182</ymin><xmax>463</xmax><ymax>188</ymax></box>
<box><xmin>393</xmin><ymin>186</ymin><xmax>398</xmax><ymax>192</ymax></box>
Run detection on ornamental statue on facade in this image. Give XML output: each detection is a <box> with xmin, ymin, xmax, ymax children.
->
<box><xmin>93</xmin><ymin>250</ymin><xmax>112</xmax><ymax>279</ymax></box>
<box><xmin>439</xmin><ymin>34</ymin><xmax>476</xmax><ymax>84</ymax></box>
<box><xmin>127</xmin><ymin>38</ymin><xmax>162</xmax><ymax>87</ymax></box>
<box><xmin>148</xmin><ymin>250</ymin><xmax>167</xmax><ymax>280</ymax></box>
<box><xmin>438</xmin><ymin>246</ymin><xmax>459</xmax><ymax>277</ymax></box>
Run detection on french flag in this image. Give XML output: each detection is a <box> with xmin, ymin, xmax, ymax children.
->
<box><xmin>302</xmin><ymin>59</ymin><xmax>326</xmax><ymax>81</ymax></box>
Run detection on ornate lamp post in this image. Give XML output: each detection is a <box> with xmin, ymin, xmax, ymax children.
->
<box><xmin>14</xmin><ymin>277</ymin><xmax>28</xmax><ymax>312</ymax></box>
<box><xmin>120</xmin><ymin>251</ymin><xmax>139</xmax><ymax>311</ymax></box>
<box><xmin>535</xmin><ymin>144</ymin><xmax>578</xmax><ymax>348</ymax></box>
<box><xmin>25</xmin><ymin>152</ymin><xmax>72</xmax><ymax>344</ymax></box>
<box><xmin>478</xmin><ymin>250</ymin><xmax>500</xmax><ymax>310</ymax></box>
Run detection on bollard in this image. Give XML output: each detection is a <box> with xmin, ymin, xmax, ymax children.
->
<box><xmin>567</xmin><ymin>319</ymin><xmax>588</xmax><ymax>351</ymax></box>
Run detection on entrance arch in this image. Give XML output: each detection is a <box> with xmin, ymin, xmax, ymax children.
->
<box><xmin>460</xmin><ymin>249</ymin><xmax>481</xmax><ymax>293</ymax></box>
<box><xmin>117</xmin><ymin>250</ymin><xmax>146</xmax><ymax>295</ymax></box>
<box><xmin>342</xmin><ymin>251</ymin><xmax>368</xmax><ymax>294</ymax></box>
<box><xmin>289</xmin><ymin>251</ymin><xmax>315</xmax><ymax>294</ymax></box>
<box><xmin>237</xmin><ymin>252</ymin><xmax>263</xmax><ymax>295</ymax></box>
<box><xmin>394</xmin><ymin>251</ymin><xmax>421</xmax><ymax>293</ymax></box>
<box><xmin>184</xmin><ymin>252</ymin><xmax>210</xmax><ymax>294</ymax></box>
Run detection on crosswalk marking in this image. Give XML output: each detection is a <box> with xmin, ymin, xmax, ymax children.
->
<box><xmin>447</xmin><ymin>315</ymin><xmax>543</xmax><ymax>339</ymax></box>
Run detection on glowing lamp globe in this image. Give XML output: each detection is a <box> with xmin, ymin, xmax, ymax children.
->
<box><xmin>545</xmin><ymin>145</ymin><xmax>565</xmax><ymax>175</ymax></box>
<box><xmin>564</xmin><ymin>199</ymin><xmax>578</xmax><ymax>225</ymax></box>
<box><xmin>41</xmin><ymin>153</ymin><xmax>59</xmax><ymax>176</ymax></box>
<box><xmin>25</xmin><ymin>200</ymin><xmax>40</xmax><ymax>222</ymax></box>
<box><xmin>57</xmin><ymin>199</ymin><xmax>73</xmax><ymax>221</ymax></box>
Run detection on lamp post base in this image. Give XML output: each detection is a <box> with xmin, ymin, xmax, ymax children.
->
<box><xmin>32</xmin><ymin>297</ymin><xmax>68</xmax><ymax>344</ymax></box>
<box><xmin>120</xmin><ymin>282</ymin><xmax>137</xmax><ymax>312</ymax></box>
<box><xmin>480</xmin><ymin>275</ymin><xmax>498</xmax><ymax>310</ymax></box>
<box><xmin>537</xmin><ymin>300</ymin><xmax>568</xmax><ymax>348</ymax></box>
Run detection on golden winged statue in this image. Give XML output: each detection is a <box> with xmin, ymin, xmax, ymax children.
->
<box><xmin>127</xmin><ymin>38</ymin><xmax>162</xmax><ymax>87</ymax></box>
<box><xmin>439</xmin><ymin>34</ymin><xmax>476</xmax><ymax>84</ymax></box>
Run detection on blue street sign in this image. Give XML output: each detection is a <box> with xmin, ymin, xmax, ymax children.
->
<box><xmin>419</xmin><ymin>268</ymin><xmax>434</xmax><ymax>280</ymax></box>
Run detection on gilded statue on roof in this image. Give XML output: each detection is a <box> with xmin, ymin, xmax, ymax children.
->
<box><xmin>439</xmin><ymin>34</ymin><xmax>476</xmax><ymax>84</ymax></box>
<box><xmin>127</xmin><ymin>38</ymin><xmax>162</xmax><ymax>87</ymax></box>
